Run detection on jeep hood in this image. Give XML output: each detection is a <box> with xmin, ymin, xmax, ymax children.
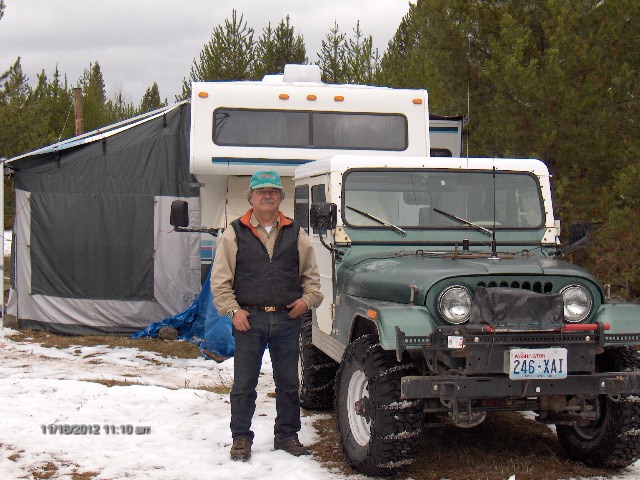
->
<box><xmin>337</xmin><ymin>254</ymin><xmax>600</xmax><ymax>305</ymax></box>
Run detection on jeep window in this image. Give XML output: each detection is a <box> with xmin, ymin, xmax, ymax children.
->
<box><xmin>311</xmin><ymin>184</ymin><xmax>327</xmax><ymax>234</ymax></box>
<box><xmin>294</xmin><ymin>185</ymin><xmax>310</xmax><ymax>233</ymax></box>
<box><xmin>213</xmin><ymin>108</ymin><xmax>407</xmax><ymax>150</ymax></box>
<box><xmin>343</xmin><ymin>170</ymin><xmax>544</xmax><ymax>229</ymax></box>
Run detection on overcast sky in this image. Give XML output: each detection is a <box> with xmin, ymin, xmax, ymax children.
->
<box><xmin>0</xmin><ymin>0</ymin><xmax>412</xmax><ymax>105</ymax></box>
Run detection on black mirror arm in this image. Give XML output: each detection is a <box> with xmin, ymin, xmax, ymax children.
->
<box><xmin>554</xmin><ymin>233</ymin><xmax>590</xmax><ymax>258</ymax></box>
<box><xmin>174</xmin><ymin>226</ymin><xmax>218</xmax><ymax>237</ymax></box>
<box><xmin>318</xmin><ymin>229</ymin><xmax>334</xmax><ymax>253</ymax></box>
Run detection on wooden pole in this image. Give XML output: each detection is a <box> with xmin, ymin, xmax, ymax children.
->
<box><xmin>72</xmin><ymin>87</ymin><xmax>83</xmax><ymax>136</ymax></box>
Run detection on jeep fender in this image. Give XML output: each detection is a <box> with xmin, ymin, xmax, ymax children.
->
<box><xmin>593</xmin><ymin>303</ymin><xmax>640</xmax><ymax>345</ymax></box>
<box><xmin>338</xmin><ymin>294</ymin><xmax>439</xmax><ymax>351</ymax></box>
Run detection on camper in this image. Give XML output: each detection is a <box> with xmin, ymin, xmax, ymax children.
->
<box><xmin>188</xmin><ymin>64</ymin><xmax>448</xmax><ymax>277</ymax></box>
<box><xmin>2</xmin><ymin>64</ymin><xmax>463</xmax><ymax>334</ymax></box>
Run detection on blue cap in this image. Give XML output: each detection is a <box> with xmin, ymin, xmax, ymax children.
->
<box><xmin>250</xmin><ymin>170</ymin><xmax>282</xmax><ymax>189</ymax></box>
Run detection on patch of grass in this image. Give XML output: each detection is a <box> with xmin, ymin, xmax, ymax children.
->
<box><xmin>8</xmin><ymin>452</ymin><xmax>21</xmax><ymax>462</ymax></box>
<box><xmin>71</xmin><ymin>472</ymin><xmax>99</xmax><ymax>480</ymax></box>
<box><xmin>310</xmin><ymin>411</ymin><xmax>613</xmax><ymax>480</ymax></box>
<box><xmin>83</xmin><ymin>379</ymin><xmax>176</xmax><ymax>389</ymax></box>
<box><xmin>184</xmin><ymin>375</ymin><xmax>232</xmax><ymax>395</ymax></box>
<box><xmin>31</xmin><ymin>461</ymin><xmax>58</xmax><ymax>479</ymax></box>
<box><xmin>134</xmin><ymin>355</ymin><xmax>172</xmax><ymax>366</ymax></box>
<box><xmin>13</xmin><ymin>329</ymin><xmax>201</xmax><ymax>359</ymax></box>
<box><xmin>194</xmin><ymin>384</ymin><xmax>232</xmax><ymax>395</ymax></box>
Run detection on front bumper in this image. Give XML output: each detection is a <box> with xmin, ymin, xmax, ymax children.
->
<box><xmin>396</xmin><ymin>323</ymin><xmax>640</xmax><ymax>400</ymax></box>
<box><xmin>401</xmin><ymin>371</ymin><xmax>640</xmax><ymax>400</ymax></box>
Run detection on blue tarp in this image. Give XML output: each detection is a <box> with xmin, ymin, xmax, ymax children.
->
<box><xmin>132</xmin><ymin>267</ymin><xmax>235</xmax><ymax>358</ymax></box>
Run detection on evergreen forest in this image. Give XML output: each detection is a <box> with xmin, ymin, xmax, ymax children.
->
<box><xmin>1</xmin><ymin>1</ymin><xmax>639</xmax><ymax>299</ymax></box>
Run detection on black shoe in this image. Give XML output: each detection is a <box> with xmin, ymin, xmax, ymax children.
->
<box><xmin>230</xmin><ymin>437</ymin><xmax>252</xmax><ymax>461</ymax></box>
<box><xmin>274</xmin><ymin>435</ymin><xmax>311</xmax><ymax>456</ymax></box>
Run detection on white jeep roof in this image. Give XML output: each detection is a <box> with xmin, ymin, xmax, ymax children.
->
<box><xmin>294</xmin><ymin>155</ymin><xmax>551</xmax><ymax>180</ymax></box>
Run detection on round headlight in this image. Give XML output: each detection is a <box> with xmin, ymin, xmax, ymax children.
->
<box><xmin>560</xmin><ymin>284</ymin><xmax>593</xmax><ymax>323</ymax></box>
<box><xmin>438</xmin><ymin>286</ymin><xmax>472</xmax><ymax>324</ymax></box>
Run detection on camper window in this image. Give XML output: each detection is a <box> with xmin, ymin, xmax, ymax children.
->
<box><xmin>213</xmin><ymin>108</ymin><xmax>407</xmax><ymax>151</ymax></box>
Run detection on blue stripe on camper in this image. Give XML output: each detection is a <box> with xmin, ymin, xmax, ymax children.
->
<box><xmin>211</xmin><ymin>157</ymin><xmax>308</xmax><ymax>167</ymax></box>
<box><xmin>201</xmin><ymin>240</ymin><xmax>214</xmax><ymax>260</ymax></box>
<box><xmin>429</xmin><ymin>127</ymin><xmax>459</xmax><ymax>134</ymax></box>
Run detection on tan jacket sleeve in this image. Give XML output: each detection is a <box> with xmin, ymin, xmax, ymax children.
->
<box><xmin>210</xmin><ymin>226</ymin><xmax>240</xmax><ymax>316</ymax></box>
<box><xmin>298</xmin><ymin>227</ymin><xmax>324</xmax><ymax>309</ymax></box>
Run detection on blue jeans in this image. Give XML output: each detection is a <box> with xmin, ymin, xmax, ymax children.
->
<box><xmin>230</xmin><ymin>309</ymin><xmax>302</xmax><ymax>442</ymax></box>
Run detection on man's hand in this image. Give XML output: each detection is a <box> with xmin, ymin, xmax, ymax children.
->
<box><xmin>286</xmin><ymin>298</ymin><xmax>309</xmax><ymax>319</ymax></box>
<box><xmin>232</xmin><ymin>309</ymin><xmax>251</xmax><ymax>331</ymax></box>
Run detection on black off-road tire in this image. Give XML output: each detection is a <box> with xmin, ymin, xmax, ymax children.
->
<box><xmin>335</xmin><ymin>335</ymin><xmax>423</xmax><ymax>477</ymax></box>
<box><xmin>556</xmin><ymin>345</ymin><xmax>640</xmax><ymax>468</ymax></box>
<box><xmin>299</xmin><ymin>312</ymin><xmax>339</xmax><ymax>410</ymax></box>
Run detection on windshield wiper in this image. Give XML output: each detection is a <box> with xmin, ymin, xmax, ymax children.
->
<box><xmin>432</xmin><ymin>208</ymin><xmax>493</xmax><ymax>237</ymax></box>
<box><xmin>346</xmin><ymin>205</ymin><xmax>407</xmax><ymax>236</ymax></box>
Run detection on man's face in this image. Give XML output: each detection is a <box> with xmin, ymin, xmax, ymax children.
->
<box><xmin>249</xmin><ymin>188</ymin><xmax>282</xmax><ymax>216</ymax></box>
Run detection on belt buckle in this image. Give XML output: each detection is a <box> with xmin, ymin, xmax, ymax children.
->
<box><xmin>264</xmin><ymin>306</ymin><xmax>277</xmax><ymax>312</ymax></box>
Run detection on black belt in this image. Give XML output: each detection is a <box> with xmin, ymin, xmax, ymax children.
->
<box><xmin>242</xmin><ymin>305</ymin><xmax>288</xmax><ymax>313</ymax></box>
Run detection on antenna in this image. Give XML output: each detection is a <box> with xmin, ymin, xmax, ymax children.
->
<box><xmin>466</xmin><ymin>34</ymin><xmax>471</xmax><ymax>160</ymax></box>
<box><xmin>489</xmin><ymin>165</ymin><xmax>499</xmax><ymax>260</ymax></box>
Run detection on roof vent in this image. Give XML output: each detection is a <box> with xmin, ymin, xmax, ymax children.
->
<box><xmin>283</xmin><ymin>64</ymin><xmax>322</xmax><ymax>83</ymax></box>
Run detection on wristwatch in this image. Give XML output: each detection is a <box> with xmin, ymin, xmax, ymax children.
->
<box><xmin>227</xmin><ymin>308</ymin><xmax>238</xmax><ymax>319</ymax></box>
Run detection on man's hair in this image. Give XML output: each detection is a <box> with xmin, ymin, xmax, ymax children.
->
<box><xmin>245</xmin><ymin>188</ymin><xmax>285</xmax><ymax>201</ymax></box>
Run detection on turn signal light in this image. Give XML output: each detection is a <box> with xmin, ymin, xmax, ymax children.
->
<box><xmin>412</xmin><ymin>98</ymin><xmax>423</xmax><ymax>104</ymax></box>
<box><xmin>307</xmin><ymin>94</ymin><xmax>317</xmax><ymax>101</ymax></box>
<box><xmin>197</xmin><ymin>92</ymin><xmax>209</xmax><ymax>98</ymax></box>
<box><xmin>279</xmin><ymin>93</ymin><xmax>290</xmax><ymax>100</ymax></box>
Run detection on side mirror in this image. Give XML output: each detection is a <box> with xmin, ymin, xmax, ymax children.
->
<box><xmin>170</xmin><ymin>200</ymin><xmax>189</xmax><ymax>228</ymax></box>
<box><xmin>310</xmin><ymin>202</ymin><xmax>337</xmax><ymax>230</ymax></box>
<box><xmin>569</xmin><ymin>221</ymin><xmax>592</xmax><ymax>244</ymax></box>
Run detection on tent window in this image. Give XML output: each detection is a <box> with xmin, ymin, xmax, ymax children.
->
<box><xmin>30</xmin><ymin>193</ymin><xmax>154</xmax><ymax>300</ymax></box>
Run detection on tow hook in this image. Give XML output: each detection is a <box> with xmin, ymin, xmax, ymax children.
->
<box><xmin>354</xmin><ymin>397</ymin><xmax>372</xmax><ymax>418</ymax></box>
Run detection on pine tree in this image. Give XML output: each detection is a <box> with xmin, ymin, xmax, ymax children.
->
<box><xmin>79</xmin><ymin>61</ymin><xmax>109</xmax><ymax>131</ymax></box>
<box><xmin>179</xmin><ymin>10</ymin><xmax>254</xmax><ymax>100</ymax></box>
<box><xmin>378</xmin><ymin>0</ymin><xmax>640</xmax><ymax>298</ymax></box>
<box><xmin>317</xmin><ymin>21</ymin><xmax>349</xmax><ymax>84</ymax></box>
<box><xmin>346</xmin><ymin>21</ymin><xmax>379</xmax><ymax>84</ymax></box>
<box><xmin>253</xmin><ymin>16</ymin><xmax>307</xmax><ymax>79</ymax></box>
<box><xmin>139</xmin><ymin>82</ymin><xmax>163</xmax><ymax>113</ymax></box>
<box><xmin>0</xmin><ymin>58</ymin><xmax>44</xmax><ymax>158</ymax></box>
<box><xmin>106</xmin><ymin>83</ymin><xmax>136</xmax><ymax>122</ymax></box>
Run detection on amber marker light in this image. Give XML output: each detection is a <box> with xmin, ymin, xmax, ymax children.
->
<box><xmin>197</xmin><ymin>91</ymin><xmax>209</xmax><ymax>98</ymax></box>
<box><xmin>334</xmin><ymin>95</ymin><xmax>345</xmax><ymax>102</ymax></box>
<box><xmin>307</xmin><ymin>94</ymin><xmax>317</xmax><ymax>101</ymax></box>
<box><xmin>412</xmin><ymin>98</ymin><xmax>423</xmax><ymax>104</ymax></box>
<box><xmin>367</xmin><ymin>309</ymin><xmax>378</xmax><ymax>320</ymax></box>
<box><xmin>279</xmin><ymin>93</ymin><xmax>290</xmax><ymax>100</ymax></box>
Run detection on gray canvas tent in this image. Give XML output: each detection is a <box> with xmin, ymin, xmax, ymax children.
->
<box><xmin>3</xmin><ymin>102</ymin><xmax>203</xmax><ymax>334</ymax></box>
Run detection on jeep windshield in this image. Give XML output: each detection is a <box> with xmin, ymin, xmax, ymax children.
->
<box><xmin>342</xmin><ymin>169</ymin><xmax>544</xmax><ymax>229</ymax></box>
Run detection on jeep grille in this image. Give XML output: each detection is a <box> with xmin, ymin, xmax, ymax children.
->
<box><xmin>475</xmin><ymin>279</ymin><xmax>554</xmax><ymax>294</ymax></box>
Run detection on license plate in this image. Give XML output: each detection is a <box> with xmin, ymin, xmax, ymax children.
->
<box><xmin>508</xmin><ymin>348</ymin><xmax>567</xmax><ymax>380</ymax></box>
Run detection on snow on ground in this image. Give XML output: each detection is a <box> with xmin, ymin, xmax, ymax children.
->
<box><xmin>0</xmin><ymin>328</ymin><xmax>357</xmax><ymax>480</ymax></box>
<box><xmin>1</xmin><ymin>327</ymin><xmax>639</xmax><ymax>480</ymax></box>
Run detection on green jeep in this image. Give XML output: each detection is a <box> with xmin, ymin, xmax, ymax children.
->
<box><xmin>294</xmin><ymin>155</ymin><xmax>640</xmax><ymax>477</ymax></box>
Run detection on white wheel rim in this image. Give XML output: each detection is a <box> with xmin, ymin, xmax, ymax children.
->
<box><xmin>347</xmin><ymin>369</ymin><xmax>371</xmax><ymax>446</ymax></box>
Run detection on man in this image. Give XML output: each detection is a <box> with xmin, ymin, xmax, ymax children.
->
<box><xmin>211</xmin><ymin>170</ymin><xmax>323</xmax><ymax>461</ymax></box>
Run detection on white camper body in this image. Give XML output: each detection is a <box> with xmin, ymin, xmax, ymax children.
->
<box><xmin>189</xmin><ymin>64</ymin><xmax>443</xmax><ymax>273</ymax></box>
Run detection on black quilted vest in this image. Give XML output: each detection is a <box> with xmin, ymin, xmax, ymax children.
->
<box><xmin>231</xmin><ymin>217</ymin><xmax>302</xmax><ymax>307</ymax></box>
